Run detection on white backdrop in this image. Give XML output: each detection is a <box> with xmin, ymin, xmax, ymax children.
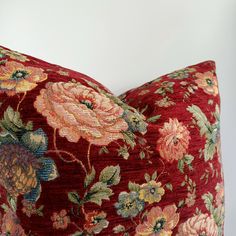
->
<box><xmin>0</xmin><ymin>0</ymin><xmax>235</xmax><ymax>234</ymax></box>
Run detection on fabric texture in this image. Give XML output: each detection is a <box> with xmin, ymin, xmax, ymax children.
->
<box><xmin>0</xmin><ymin>45</ymin><xmax>224</xmax><ymax>236</ymax></box>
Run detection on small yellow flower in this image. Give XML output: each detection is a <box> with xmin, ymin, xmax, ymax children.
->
<box><xmin>139</xmin><ymin>180</ymin><xmax>165</xmax><ymax>204</ymax></box>
<box><xmin>0</xmin><ymin>61</ymin><xmax>47</xmax><ymax>96</ymax></box>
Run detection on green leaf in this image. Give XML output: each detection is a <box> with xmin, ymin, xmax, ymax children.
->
<box><xmin>195</xmin><ymin>207</ymin><xmax>202</xmax><ymax>215</ymax></box>
<box><xmin>178</xmin><ymin>159</ymin><xmax>184</xmax><ymax>173</ymax></box>
<box><xmin>113</xmin><ymin>225</ymin><xmax>126</xmax><ymax>233</ymax></box>
<box><xmin>165</xmin><ymin>183</ymin><xmax>173</xmax><ymax>191</ymax></box>
<box><xmin>139</xmin><ymin>151</ymin><xmax>145</xmax><ymax>159</ymax></box>
<box><xmin>68</xmin><ymin>192</ymin><xmax>80</xmax><ymax>205</ymax></box>
<box><xmin>122</xmin><ymin>131</ymin><xmax>136</xmax><ymax>149</ymax></box>
<box><xmin>99</xmin><ymin>146</ymin><xmax>109</xmax><ymax>155</ymax></box>
<box><xmin>151</xmin><ymin>171</ymin><xmax>157</xmax><ymax>180</ymax></box>
<box><xmin>99</xmin><ymin>165</ymin><xmax>121</xmax><ymax>186</ymax></box>
<box><xmin>7</xmin><ymin>194</ymin><xmax>17</xmax><ymax>212</ymax></box>
<box><xmin>0</xmin><ymin>131</ymin><xmax>17</xmax><ymax>144</ymax></box>
<box><xmin>202</xmin><ymin>192</ymin><xmax>214</xmax><ymax>213</ymax></box>
<box><xmin>184</xmin><ymin>154</ymin><xmax>194</xmax><ymax>164</ymax></box>
<box><xmin>146</xmin><ymin>115</ymin><xmax>161</xmax><ymax>123</ymax></box>
<box><xmin>0</xmin><ymin>53</ymin><xmax>5</xmax><ymax>58</ymax></box>
<box><xmin>118</xmin><ymin>146</ymin><xmax>130</xmax><ymax>160</ymax></box>
<box><xmin>178</xmin><ymin>199</ymin><xmax>185</xmax><ymax>208</ymax></box>
<box><xmin>144</xmin><ymin>173</ymin><xmax>150</xmax><ymax>182</ymax></box>
<box><xmin>86</xmin><ymin>182</ymin><xmax>113</xmax><ymax>206</ymax></box>
<box><xmin>128</xmin><ymin>181</ymin><xmax>141</xmax><ymax>192</ymax></box>
<box><xmin>204</xmin><ymin>141</ymin><xmax>216</xmax><ymax>161</ymax></box>
<box><xmin>213</xmin><ymin>207</ymin><xmax>224</xmax><ymax>226</ymax></box>
<box><xmin>38</xmin><ymin>205</ymin><xmax>44</xmax><ymax>211</ymax></box>
<box><xmin>213</xmin><ymin>104</ymin><xmax>220</xmax><ymax>121</ymax></box>
<box><xmin>188</xmin><ymin>165</ymin><xmax>193</xmax><ymax>171</ymax></box>
<box><xmin>0</xmin><ymin>106</ymin><xmax>33</xmax><ymax>138</ymax></box>
<box><xmin>84</xmin><ymin>166</ymin><xmax>96</xmax><ymax>188</ymax></box>
<box><xmin>187</xmin><ymin>105</ymin><xmax>212</xmax><ymax>138</ymax></box>
<box><xmin>210</xmin><ymin>123</ymin><xmax>219</xmax><ymax>144</ymax></box>
<box><xmin>36</xmin><ymin>205</ymin><xmax>44</xmax><ymax>217</ymax></box>
<box><xmin>1</xmin><ymin>203</ymin><xmax>9</xmax><ymax>212</ymax></box>
<box><xmin>177</xmin><ymin>155</ymin><xmax>195</xmax><ymax>173</ymax></box>
<box><xmin>140</xmin><ymin>105</ymin><xmax>149</xmax><ymax>114</ymax></box>
<box><xmin>71</xmin><ymin>231</ymin><xmax>84</xmax><ymax>236</ymax></box>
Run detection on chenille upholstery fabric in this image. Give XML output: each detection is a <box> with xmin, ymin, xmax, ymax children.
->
<box><xmin>0</xmin><ymin>46</ymin><xmax>224</xmax><ymax>236</ymax></box>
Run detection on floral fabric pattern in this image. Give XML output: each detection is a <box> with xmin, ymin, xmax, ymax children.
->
<box><xmin>0</xmin><ymin>46</ymin><xmax>224</xmax><ymax>235</ymax></box>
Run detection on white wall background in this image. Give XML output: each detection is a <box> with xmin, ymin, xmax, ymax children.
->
<box><xmin>0</xmin><ymin>0</ymin><xmax>235</xmax><ymax>234</ymax></box>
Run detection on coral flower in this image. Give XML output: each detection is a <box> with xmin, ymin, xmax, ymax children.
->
<box><xmin>177</xmin><ymin>213</ymin><xmax>218</xmax><ymax>236</ymax></box>
<box><xmin>156</xmin><ymin>118</ymin><xmax>190</xmax><ymax>163</ymax></box>
<box><xmin>51</xmin><ymin>209</ymin><xmax>70</xmax><ymax>230</ymax></box>
<box><xmin>195</xmin><ymin>71</ymin><xmax>218</xmax><ymax>96</ymax></box>
<box><xmin>21</xmin><ymin>200</ymin><xmax>37</xmax><ymax>217</ymax></box>
<box><xmin>84</xmin><ymin>211</ymin><xmax>109</xmax><ymax>234</ymax></box>
<box><xmin>34</xmin><ymin>81</ymin><xmax>128</xmax><ymax>146</ymax></box>
<box><xmin>0</xmin><ymin>61</ymin><xmax>47</xmax><ymax>96</ymax></box>
<box><xmin>135</xmin><ymin>204</ymin><xmax>179</xmax><ymax>236</ymax></box>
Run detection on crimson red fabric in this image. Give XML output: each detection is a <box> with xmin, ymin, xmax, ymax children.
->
<box><xmin>0</xmin><ymin>46</ymin><xmax>224</xmax><ymax>236</ymax></box>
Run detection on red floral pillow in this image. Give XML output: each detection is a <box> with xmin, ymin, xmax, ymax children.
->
<box><xmin>0</xmin><ymin>45</ymin><xmax>224</xmax><ymax>236</ymax></box>
<box><xmin>119</xmin><ymin>61</ymin><xmax>224</xmax><ymax>235</ymax></box>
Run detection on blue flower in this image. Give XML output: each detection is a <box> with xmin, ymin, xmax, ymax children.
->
<box><xmin>0</xmin><ymin>128</ymin><xmax>58</xmax><ymax>203</ymax></box>
<box><xmin>115</xmin><ymin>191</ymin><xmax>144</xmax><ymax>218</ymax></box>
<box><xmin>122</xmin><ymin>110</ymin><xmax>147</xmax><ymax>135</ymax></box>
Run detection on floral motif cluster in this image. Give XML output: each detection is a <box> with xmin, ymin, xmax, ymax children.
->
<box><xmin>0</xmin><ymin>46</ymin><xmax>224</xmax><ymax>235</ymax></box>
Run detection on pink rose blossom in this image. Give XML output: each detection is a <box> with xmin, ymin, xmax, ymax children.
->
<box><xmin>34</xmin><ymin>82</ymin><xmax>128</xmax><ymax>146</ymax></box>
<box><xmin>177</xmin><ymin>213</ymin><xmax>218</xmax><ymax>236</ymax></box>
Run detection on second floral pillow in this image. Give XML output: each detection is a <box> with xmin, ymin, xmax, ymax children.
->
<box><xmin>119</xmin><ymin>61</ymin><xmax>224</xmax><ymax>236</ymax></box>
